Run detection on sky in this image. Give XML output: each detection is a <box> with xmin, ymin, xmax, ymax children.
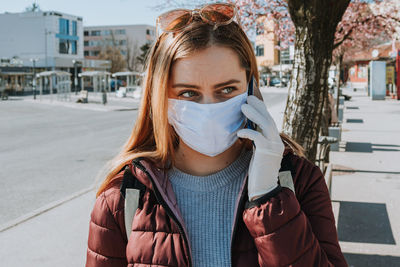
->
<box><xmin>0</xmin><ymin>0</ymin><xmax>173</xmax><ymax>27</ymax></box>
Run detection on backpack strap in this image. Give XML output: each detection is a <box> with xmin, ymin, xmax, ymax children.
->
<box><xmin>278</xmin><ymin>153</ymin><xmax>296</xmax><ymax>196</ymax></box>
<box><xmin>120</xmin><ymin>164</ymin><xmax>146</xmax><ymax>241</ymax></box>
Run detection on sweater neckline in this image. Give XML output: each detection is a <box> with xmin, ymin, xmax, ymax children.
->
<box><xmin>168</xmin><ymin>147</ymin><xmax>252</xmax><ymax>192</ymax></box>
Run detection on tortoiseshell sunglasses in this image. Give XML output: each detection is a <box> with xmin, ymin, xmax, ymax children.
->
<box><xmin>155</xmin><ymin>2</ymin><xmax>241</xmax><ymax>38</ymax></box>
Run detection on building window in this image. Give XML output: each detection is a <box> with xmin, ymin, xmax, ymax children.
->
<box><xmin>84</xmin><ymin>51</ymin><xmax>89</xmax><ymax>56</ymax></box>
<box><xmin>72</xmin><ymin>21</ymin><xmax>77</xmax><ymax>36</ymax></box>
<box><xmin>358</xmin><ymin>66</ymin><xmax>367</xmax><ymax>78</ymax></box>
<box><xmin>280</xmin><ymin>48</ymin><xmax>291</xmax><ymax>64</ymax></box>
<box><xmin>115</xmin><ymin>29</ymin><xmax>126</xmax><ymax>35</ymax></box>
<box><xmin>121</xmin><ymin>50</ymin><xmax>127</xmax><ymax>56</ymax></box>
<box><xmin>256</xmin><ymin>45</ymin><xmax>264</xmax><ymax>57</ymax></box>
<box><xmin>91</xmin><ymin>30</ymin><xmax>101</xmax><ymax>36</ymax></box>
<box><xmin>84</xmin><ymin>31</ymin><xmax>89</xmax><ymax>36</ymax></box>
<box><xmin>84</xmin><ymin>41</ymin><xmax>89</xmax><ymax>46</ymax></box>
<box><xmin>59</xmin><ymin>39</ymin><xmax>69</xmax><ymax>54</ymax></box>
<box><xmin>103</xmin><ymin>30</ymin><xmax>111</xmax><ymax>35</ymax></box>
<box><xmin>89</xmin><ymin>40</ymin><xmax>101</xmax><ymax>47</ymax></box>
<box><xmin>90</xmin><ymin>51</ymin><xmax>100</xmax><ymax>57</ymax></box>
<box><xmin>59</xmin><ymin>18</ymin><xmax>69</xmax><ymax>35</ymax></box>
<box><xmin>119</xmin><ymin>40</ymin><xmax>127</xmax><ymax>46</ymax></box>
<box><xmin>71</xmin><ymin>41</ymin><xmax>77</xmax><ymax>54</ymax></box>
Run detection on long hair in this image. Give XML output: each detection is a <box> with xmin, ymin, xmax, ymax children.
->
<box><xmin>95</xmin><ymin>15</ymin><xmax>304</xmax><ymax>197</ymax></box>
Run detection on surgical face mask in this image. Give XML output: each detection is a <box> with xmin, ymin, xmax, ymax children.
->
<box><xmin>167</xmin><ymin>92</ymin><xmax>247</xmax><ymax>157</ymax></box>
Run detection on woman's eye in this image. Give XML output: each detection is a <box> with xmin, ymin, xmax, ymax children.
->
<box><xmin>179</xmin><ymin>91</ymin><xmax>197</xmax><ymax>98</ymax></box>
<box><xmin>220</xmin><ymin>87</ymin><xmax>236</xmax><ymax>94</ymax></box>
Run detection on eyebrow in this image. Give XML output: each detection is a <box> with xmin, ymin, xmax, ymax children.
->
<box><xmin>172</xmin><ymin>79</ymin><xmax>241</xmax><ymax>89</ymax></box>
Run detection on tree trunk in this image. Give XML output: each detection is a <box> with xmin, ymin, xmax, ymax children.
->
<box><xmin>282</xmin><ymin>0</ymin><xmax>350</xmax><ymax>162</ymax></box>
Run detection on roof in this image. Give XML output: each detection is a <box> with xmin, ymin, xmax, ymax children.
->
<box><xmin>79</xmin><ymin>71</ymin><xmax>111</xmax><ymax>77</ymax></box>
<box><xmin>36</xmin><ymin>71</ymin><xmax>71</xmax><ymax>77</ymax></box>
<box><xmin>0</xmin><ymin>72</ymin><xmax>33</xmax><ymax>75</ymax></box>
<box><xmin>112</xmin><ymin>71</ymin><xmax>141</xmax><ymax>77</ymax></box>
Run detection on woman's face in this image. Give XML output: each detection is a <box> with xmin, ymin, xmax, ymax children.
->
<box><xmin>168</xmin><ymin>45</ymin><xmax>247</xmax><ymax>104</ymax></box>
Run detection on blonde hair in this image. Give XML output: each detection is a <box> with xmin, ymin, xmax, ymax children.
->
<box><xmin>95</xmin><ymin>15</ymin><xmax>304</xmax><ymax>197</ymax></box>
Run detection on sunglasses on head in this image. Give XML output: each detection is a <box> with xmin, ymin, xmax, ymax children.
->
<box><xmin>155</xmin><ymin>3</ymin><xmax>241</xmax><ymax>38</ymax></box>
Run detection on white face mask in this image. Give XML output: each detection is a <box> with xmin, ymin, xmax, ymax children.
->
<box><xmin>167</xmin><ymin>92</ymin><xmax>247</xmax><ymax>157</ymax></box>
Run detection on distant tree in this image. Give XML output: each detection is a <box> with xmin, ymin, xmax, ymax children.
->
<box><xmin>99</xmin><ymin>47</ymin><xmax>126</xmax><ymax>73</ymax></box>
<box><xmin>25</xmin><ymin>2</ymin><xmax>41</xmax><ymax>12</ymax></box>
<box><xmin>260</xmin><ymin>65</ymin><xmax>272</xmax><ymax>74</ymax></box>
<box><xmin>136</xmin><ymin>43</ymin><xmax>151</xmax><ymax>67</ymax></box>
<box><xmin>126</xmin><ymin>38</ymin><xmax>142</xmax><ymax>72</ymax></box>
<box><xmin>99</xmin><ymin>31</ymin><xmax>126</xmax><ymax>73</ymax></box>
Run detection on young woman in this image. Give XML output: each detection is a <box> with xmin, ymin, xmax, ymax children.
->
<box><xmin>86</xmin><ymin>3</ymin><xmax>347</xmax><ymax>267</ymax></box>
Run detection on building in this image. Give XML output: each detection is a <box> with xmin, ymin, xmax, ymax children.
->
<box><xmin>254</xmin><ymin>17</ymin><xmax>279</xmax><ymax>67</ymax></box>
<box><xmin>254</xmin><ymin>16</ymin><xmax>294</xmax><ymax>75</ymax></box>
<box><xmin>83</xmin><ymin>24</ymin><xmax>156</xmax><ymax>70</ymax></box>
<box><xmin>344</xmin><ymin>40</ymin><xmax>400</xmax><ymax>99</ymax></box>
<box><xmin>0</xmin><ymin>11</ymin><xmax>84</xmax><ymax>70</ymax></box>
<box><xmin>0</xmin><ymin>10</ymin><xmax>84</xmax><ymax>95</ymax></box>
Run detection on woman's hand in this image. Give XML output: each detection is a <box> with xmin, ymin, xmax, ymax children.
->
<box><xmin>237</xmin><ymin>95</ymin><xmax>285</xmax><ymax>201</ymax></box>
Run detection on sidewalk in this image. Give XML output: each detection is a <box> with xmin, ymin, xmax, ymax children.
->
<box><xmin>21</xmin><ymin>91</ymin><xmax>141</xmax><ymax>112</ymax></box>
<box><xmin>330</xmin><ymin>88</ymin><xmax>400</xmax><ymax>266</ymax></box>
<box><xmin>0</xmin><ymin>188</ymin><xmax>96</xmax><ymax>266</ymax></box>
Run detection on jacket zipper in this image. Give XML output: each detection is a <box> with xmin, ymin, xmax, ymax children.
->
<box><xmin>132</xmin><ymin>160</ymin><xmax>193</xmax><ymax>267</ymax></box>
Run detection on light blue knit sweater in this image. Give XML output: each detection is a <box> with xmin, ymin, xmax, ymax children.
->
<box><xmin>168</xmin><ymin>148</ymin><xmax>252</xmax><ymax>267</ymax></box>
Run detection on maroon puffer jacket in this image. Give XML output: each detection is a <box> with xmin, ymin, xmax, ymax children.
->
<box><xmin>86</xmin><ymin>146</ymin><xmax>348</xmax><ymax>267</ymax></box>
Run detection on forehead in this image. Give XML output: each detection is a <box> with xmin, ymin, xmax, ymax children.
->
<box><xmin>170</xmin><ymin>45</ymin><xmax>245</xmax><ymax>84</ymax></box>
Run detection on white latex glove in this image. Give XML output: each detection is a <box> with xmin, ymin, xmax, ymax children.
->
<box><xmin>237</xmin><ymin>95</ymin><xmax>285</xmax><ymax>201</ymax></box>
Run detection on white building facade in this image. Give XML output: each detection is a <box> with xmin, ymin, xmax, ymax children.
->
<box><xmin>0</xmin><ymin>11</ymin><xmax>84</xmax><ymax>70</ymax></box>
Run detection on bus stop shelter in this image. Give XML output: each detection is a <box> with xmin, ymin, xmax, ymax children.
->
<box><xmin>79</xmin><ymin>71</ymin><xmax>111</xmax><ymax>93</ymax></box>
<box><xmin>36</xmin><ymin>71</ymin><xmax>71</xmax><ymax>100</ymax></box>
<box><xmin>112</xmin><ymin>71</ymin><xmax>141</xmax><ymax>90</ymax></box>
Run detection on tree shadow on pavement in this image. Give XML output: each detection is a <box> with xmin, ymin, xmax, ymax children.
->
<box><xmin>337</xmin><ymin>201</ymin><xmax>395</xmax><ymax>244</ymax></box>
<box><xmin>343</xmin><ymin>253</ymin><xmax>400</xmax><ymax>267</ymax></box>
<box><xmin>345</xmin><ymin>142</ymin><xmax>400</xmax><ymax>153</ymax></box>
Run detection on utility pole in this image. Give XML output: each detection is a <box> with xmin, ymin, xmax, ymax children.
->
<box><xmin>30</xmin><ymin>58</ymin><xmax>38</xmax><ymax>100</ymax></box>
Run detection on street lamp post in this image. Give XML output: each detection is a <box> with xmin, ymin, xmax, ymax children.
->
<box><xmin>30</xmin><ymin>58</ymin><xmax>38</xmax><ymax>100</ymax></box>
<box><xmin>72</xmin><ymin>60</ymin><xmax>79</xmax><ymax>95</ymax></box>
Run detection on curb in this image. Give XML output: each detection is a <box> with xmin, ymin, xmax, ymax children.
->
<box><xmin>0</xmin><ymin>186</ymin><xmax>95</xmax><ymax>233</ymax></box>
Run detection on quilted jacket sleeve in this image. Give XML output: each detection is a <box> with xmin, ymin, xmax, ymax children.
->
<box><xmin>86</xmin><ymin>185</ymin><xmax>128</xmax><ymax>267</ymax></box>
<box><xmin>242</xmin><ymin>155</ymin><xmax>348</xmax><ymax>267</ymax></box>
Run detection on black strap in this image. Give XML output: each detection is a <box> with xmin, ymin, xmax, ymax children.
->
<box><xmin>279</xmin><ymin>153</ymin><xmax>296</xmax><ymax>180</ymax></box>
<box><xmin>120</xmin><ymin>164</ymin><xmax>146</xmax><ymax>200</ymax></box>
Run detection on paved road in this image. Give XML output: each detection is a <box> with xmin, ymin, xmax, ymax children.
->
<box><xmin>0</xmin><ymin>88</ymin><xmax>288</xmax><ymax>226</ymax></box>
<box><xmin>0</xmin><ymin>97</ymin><xmax>138</xmax><ymax>225</ymax></box>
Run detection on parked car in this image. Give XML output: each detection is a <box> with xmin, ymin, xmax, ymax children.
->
<box><xmin>270</xmin><ymin>77</ymin><xmax>287</xmax><ymax>87</ymax></box>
